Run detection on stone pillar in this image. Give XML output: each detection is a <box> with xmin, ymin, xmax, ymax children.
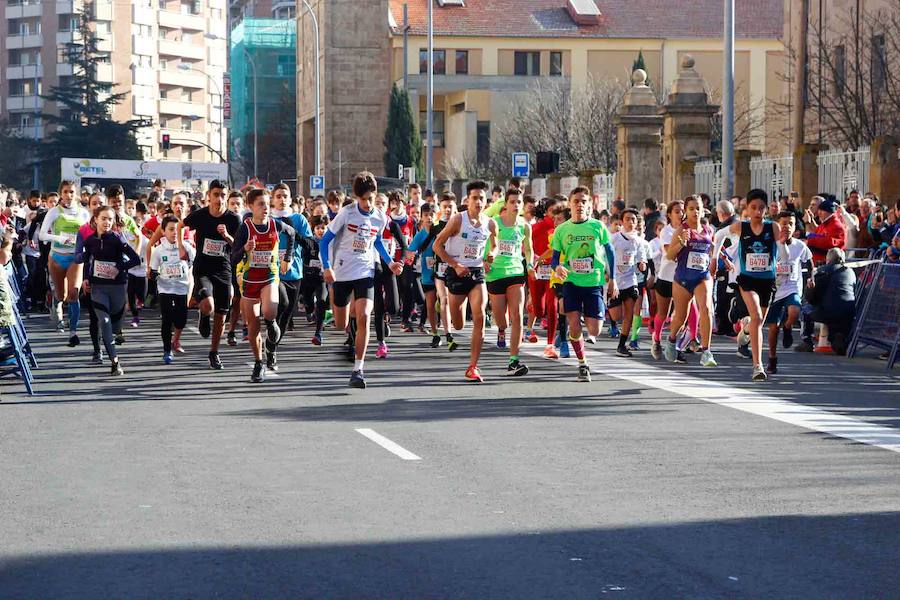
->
<box><xmin>734</xmin><ymin>149</ymin><xmax>761</xmax><ymax>198</ymax></box>
<box><xmin>547</xmin><ymin>173</ymin><xmax>562</xmax><ymax>196</ymax></box>
<box><xmin>614</xmin><ymin>69</ymin><xmax>663</xmax><ymax>205</ymax></box>
<box><xmin>792</xmin><ymin>143</ymin><xmax>826</xmax><ymax>208</ymax></box>
<box><xmin>659</xmin><ymin>56</ymin><xmax>718</xmax><ymax>202</ymax></box>
<box><xmin>869</xmin><ymin>136</ymin><xmax>900</xmax><ymax>202</ymax></box>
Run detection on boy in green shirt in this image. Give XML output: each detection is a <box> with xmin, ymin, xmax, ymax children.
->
<box><xmin>550</xmin><ymin>187</ymin><xmax>618</xmax><ymax>382</ymax></box>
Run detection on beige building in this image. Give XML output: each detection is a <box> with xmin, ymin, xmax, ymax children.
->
<box><xmin>0</xmin><ymin>0</ymin><xmax>228</xmax><ymax>166</ymax></box>
<box><xmin>297</xmin><ymin>0</ymin><xmax>789</xmax><ymax>191</ymax></box>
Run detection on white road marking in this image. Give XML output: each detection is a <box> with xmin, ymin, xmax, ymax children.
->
<box><xmin>355</xmin><ymin>428</ymin><xmax>422</xmax><ymax>461</ymax></box>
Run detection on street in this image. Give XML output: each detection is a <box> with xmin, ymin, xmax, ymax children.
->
<box><xmin>1</xmin><ymin>312</ymin><xmax>899</xmax><ymax>599</ymax></box>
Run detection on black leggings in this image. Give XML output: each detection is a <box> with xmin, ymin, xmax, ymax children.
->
<box><xmin>276</xmin><ymin>279</ymin><xmax>302</xmax><ymax>342</ymax></box>
<box><xmin>159</xmin><ymin>293</ymin><xmax>188</xmax><ymax>353</ymax></box>
<box><xmin>127</xmin><ymin>274</ymin><xmax>147</xmax><ymax>318</ymax></box>
<box><xmin>373</xmin><ymin>263</ymin><xmax>399</xmax><ymax>342</ymax></box>
<box><xmin>80</xmin><ymin>290</ymin><xmax>101</xmax><ymax>354</ymax></box>
<box><xmin>300</xmin><ymin>276</ymin><xmax>328</xmax><ymax>334</ymax></box>
<box><xmin>400</xmin><ymin>265</ymin><xmax>424</xmax><ymax>324</ymax></box>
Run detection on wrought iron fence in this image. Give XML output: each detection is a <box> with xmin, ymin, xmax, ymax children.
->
<box><xmin>817</xmin><ymin>146</ymin><xmax>870</xmax><ymax>199</ymax></box>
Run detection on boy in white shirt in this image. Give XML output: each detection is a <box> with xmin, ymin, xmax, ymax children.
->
<box><xmin>609</xmin><ymin>209</ymin><xmax>647</xmax><ymax>357</ymax></box>
<box><xmin>150</xmin><ymin>215</ymin><xmax>196</xmax><ymax>364</ymax></box>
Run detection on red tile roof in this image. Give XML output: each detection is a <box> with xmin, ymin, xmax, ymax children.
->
<box><xmin>389</xmin><ymin>0</ymin><xmax>783</xmax><ymax>40</ymax></box>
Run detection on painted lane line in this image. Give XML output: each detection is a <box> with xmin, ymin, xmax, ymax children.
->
<box><xmin>355</xmin><ymin>428</ymin><xmax>422</xmax><ymax>461</ymax></box>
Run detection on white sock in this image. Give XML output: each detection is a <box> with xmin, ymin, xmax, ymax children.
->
<box><xmin>354</xmin><ymin>359</ymin><xmax>364</xmax><ymax>371</ymax></box>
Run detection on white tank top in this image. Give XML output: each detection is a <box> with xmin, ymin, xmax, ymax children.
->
<box><xmin>449</xmin><ymin>214</ymin><xmax>491</xmax><ymax>268</ymax></box>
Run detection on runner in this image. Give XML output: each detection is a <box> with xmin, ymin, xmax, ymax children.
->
<box><xmin>629</xmin><ymin>214</ymin><xmax>653</xmax><ymax>350</ymax></box>
<box><xmin>406</xmin><ymin>202</ymin><xmax>442</xmax><ymax>344</ymax></box>
<box><xmin>231</xmin><ymin>189</ymin><xmax>295</xmax><ymax>383</ymax></box>
<box><xmin>664</xmin><ymin>195</ymin><xmax>717</xmax><ymax>367</ymax></box>
<box><xmin>485</xmin><ymin>188</ymin><xmax>533</xmax><ymax>376</ymax></box>
<box><xmin>723</xmin><ymin>189</ymin><xmax>782</xmax><ymax>381</ymax></box>
<box><xmin>433</xmin><ymin>181</ymin><xmax>495</xmax><ymax>382</ymax></box>
<box><xmin>225</xmin><ymin>190</ymin><xmax>246</xmax><ymax>346</ymax></box>
<box><xmin>76</xmin><ymin>206</ymin><xmax>141</xmax><ymax>376</ymax></box>
<box><xmin>39</xmin><ymin>180</ymin><xmax>89</xmax><ymax>347</ymax></box>
<box><xmin>609</xmin><ymin>208</ymin><xmax>647</xmax><ymax>358</ymax></box>
<box><xmin>527</xmin><ymin>196</ymin><xmax>562</xmax><ymax>346</ymax></box>
<box><xmin>429</xmin><ymin>192</ymin><xmax>458</xmax><ymax>349</ymax></box>
<box><xmin>299</xmin><ymin>215</ymin><xmax>329</xmax><ymax>345</ymax></box>
<box><xmin>550</xmin><ymin>187</ymin><xmax>617</xmax><ymax>382</ymax></box>
<box><xmin>319</xmin><ymin>172</ymin><xmax>402</xmax><ymax>388</ymax></box>
<box><xmin>764</xmin><ymin>211</ymin><xmax>813</xmax><ymax>374</ymax></box>
<box><xmin>180</xmin><ymin>180</ymin><xmax>241</xmax><ymax>370</ymax></box>
<box><xmin>372</xmin><ymin>193</ymin><xmax>407</xmax><ymax>359</ymax></box>
<box><xmin>76</xmin><ymin>191</ymin><xmax>106</xmax><ymax>363</ymax></box>
<box><xmin>649</xmin><ymin>200</ymin><xmax>684</xmax><ymax>360</ymax></box>
<box><xmin>149</xmin><ymin>215</ymin><xmax>195</xmax><ymax>364</ymax></box>
<box><xmin>388</xmin><ymin>191</ymin><xmax>418</xmax><ymax>332</ymax></box>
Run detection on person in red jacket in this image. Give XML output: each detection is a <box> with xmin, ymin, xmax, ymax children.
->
<box><xmin>803</xmin><ymin>197</ymin><xmax>846</xmax><ymax>265</ymax></box>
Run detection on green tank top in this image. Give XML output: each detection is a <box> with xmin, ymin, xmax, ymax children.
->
<box><xmin>486</xmin><ymin>215</ymin><xmax>526</xmax><ymax>281</ymax></box>
<box><xmin>51</xmin><ymin>206</ymin><xmax>88</xmax><ymax>254</ymax></box>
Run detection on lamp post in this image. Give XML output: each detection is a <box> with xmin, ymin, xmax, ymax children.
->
<box><xmin>300</xmin><ymin>0</ymin><xmax>321</xmax><ymax>178</ymax></box>
<box><xmin>177</xmin><ymin>63</ymin><xmax>225</xmax><ymax>167</ymax></box>
<box><xmin>426</xmin><ymin>0</ymin><xmax>434</xmax><ymax>190</ymax></box>
<box><xmin>722</xmin><ymin>0</ymin><xmax>735</xmax><ymax>200</ymax></box>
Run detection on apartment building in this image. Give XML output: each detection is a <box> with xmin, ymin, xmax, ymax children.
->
<box><xmin>229</xmin><ymin>0</ymin><xmax>296</xmax><ymax>27</ymax></box>
<box><xmin>0</xmin><ymin>0</ymin><xmax>228</xmax><ymax>166</ymax></box>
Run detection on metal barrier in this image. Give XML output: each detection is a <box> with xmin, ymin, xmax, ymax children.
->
<box><xmin>817</xmin><ymin>146</ymin><xmax>870</xmax><ymax>200</ymax></box>
<box><xmin>750</xmin><ymin>154</ymin><xmax>793</xmax><ymax>201</ymax></box>
<box><xmin>847</xmin><ymin>261</ymin><xmax>900</xmax><ymax>370</ymax></box>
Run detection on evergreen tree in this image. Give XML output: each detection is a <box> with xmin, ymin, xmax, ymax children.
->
<box><xmin>0</xmin><ymin>121</ymin><xmax>38</xmax><ymax>191</ymax></box>
<box><xmin>383</xmin><ymin>84</ymin><xmax>423</xmax><ymax>181</ymax></box>
<box><xmin>38</xmin><ymin>5</ymin><xmax>148</xmax><ymax>187</ymax></box>
<box><xmin>632</xmin><ymin>50</ymin><xmax>651</xmax><ymax>87</ymax></box>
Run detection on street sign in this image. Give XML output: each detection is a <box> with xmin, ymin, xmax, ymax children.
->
<box><xmin>309</xmin><ymin>175</ymin><xmax>325</xmax><ymax>195</ymax></box>
<box><xmin>512</xmin><ymin>152</ymin><xmax>530</xmax><ymax>178</ymax></box>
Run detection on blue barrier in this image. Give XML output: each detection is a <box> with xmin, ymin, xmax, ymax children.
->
<box><xmin>847</xmin><ymin>262</ymin><xmax>900</xmax><ymax>371</ymax></box>
<box><xmin>0</xmin><ymin>263</ymin><xmax>37</xmax><ymax>395</ymax></box>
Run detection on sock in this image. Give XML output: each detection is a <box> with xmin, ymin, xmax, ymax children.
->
<box><xmin>354</xmin><ymin>358</ymin><xmax>364</xmax><ymax>371</ymax></box>
<box><xmin>446</xmin><ymin>332</ymin><xmax>453</xmax><ymax>341</ymax></box>
<box><xmin>619</xmin><ymin>334</ymin><xmax>627</xmax><ymax>349</ymax></box>
<box><xmin>498</xmin><ymin>328</ymin><xmax>506</xmax><ymax>337</ymax></box>
<box><xmin>569</xmin><ymin>335</ymin><xmax>586</xmax><ymax>361</ymax></box>
<box><xmin>653</xmin><ymin>313</ymin><xmax>666</xmax><ymax>343</ymax></box>
<box><xmin>609</xmin><ymin>319</ymin><xmax>617</xmax><ymax>328</ymax></box>
<box><xmin>509</xmin><ymin>354</ymin><xmax>518</xmax><ymax>364</ymax></box>
<box><xmin>67</xmin><ymin>301</ymin><xmax>81</xmax><ymax>332</ymax></box>
<box><xmin>558</xmin><ymin>315</ymin><xmax>569</xmax><ymax>344</ymax></box>
<box><xmin>630</xmin><ymin>315</ymin><xmax>642</xmax><ymax>341</ymax></box>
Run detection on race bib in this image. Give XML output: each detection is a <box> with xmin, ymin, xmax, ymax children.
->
<box><xmin>570</xmin><ymin>257</ymin><xmax>593</xmax><ymax>274</ymax></box>
<box><xmin>278</xmin><ymin>249</ymin><xmax>287</xmax><ymax>263</ymax></box>
<box><xmin>352</xmin><ymin>234</ymin><xmax>370</xmax><ymax>254</ymax></box>
<box><xmin>497</xmin><ymin>239</ymin><xmax>518</xmax><ymax>257</ymax></box>
<box><xmin>94</xmin><ymin>260</ymin><xmax>118</xmax><ymax>280</ymax></box>
<box><xmin>776</xmin><ymin>261</ymin><xmax>793</xmax><ymax>277</ymax></box>
<box><xmin>250</xmin><ymin>249</ymin><xmax>272</xmax><ymax>269</ymax></box>
<box><xmin>425</xmin><ymin>257</ymin><xmax>436</xmax><ymax>270</ymax></box>
<box><xmin>687</xmin><ymin>251</ymin><xmax>710</xmax><ymax>271</ymax></box>
<box><xmin>309</xmin><ymin>259</ymin><xmax>322</xmax><ymax>270</ymax></box>
<box><xmin>60</xmin><ymin>233</ymin><xmax>76</xmax><ymax>247</ymax></box>
<box><xmin>536</xmin><ymin>264</ymin><xmax>552</xmax><ymax>280</ymax></box>
<box><xmin>437</xmin><ymin>263</ymin><xmax>448</xmax><ymax>277</ymax></box>
<box><xmin>160</xmin><ymin>262</ymin><xmax>185</xmax><ymax>280</ymax></box>
<box><xmin>203</xmin><ymin>238</ymin><xmax>227</xmax><ymax>257</ymax></box>
<box><xmin>463</xmin><ymin>242</ymin><xmax>483</xmax><ymax>260</ymax></box>
<box><xmin>746</xmin><ymin>252</ymin><xmax>770</xmax><ymax>272</ymax></box>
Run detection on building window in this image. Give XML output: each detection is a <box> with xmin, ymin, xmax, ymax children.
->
<box><xmin>550</xmin><ymin>51</ymin><xmax>563</xmax><ymax>76</ymax></box>
<box><xmin>182</xmin><ymin>89</ymin><xmax>192</xmax><ymax>102</ymax></box>
<box><xmin>277</xmin><ymin>54</ymin><xmax>296</xmax><ymax>77</ymax></box>
<box><xmin>871</xmin><ymin>34</ymin><xmax>887</xmax><ymax>94</ymax></box>
<box><xmin>184</xmin><ymin>148</ymin><xmax>193</xmax><ymax>160</ymax></box>
<box><xmin>182</xmin><ymin>32</ymin><xmax>195</xmax><ymax>44</ymax></box>
<box><xmin>182</xmin><ymin>116</ymin><xmax>193</xmax><ymax>131</ymax></box>
<box><xmin>477</xmin><ymin>121</ymin><xmax>490</xmax><ymax>166</ymax></box>
<box><xmin>834</xmin><ymin>45</ymin><xmax>845</xmax><ymax>97</ymax></box>
<box><xmin>181</xmin><ymin>1</ymin><xmax>200</xmax><ymax>15</ymax></box>
<box><xmin>160</xmin><ymin>88</ymin><xmax>169</xmax><ymax>99</ymax></box>
<box><xmin>419</xmin><ymin>110</ymin><xmax>445</xmax><ymax>147</ymax></box>
<box><xmin>455</xmin><ymin>50</ymin><xmax>469</xmax><ymax>75</ymax></box>
<box><xmin>58</xmin><ymin>14</ymin><xmax>78</xmax><ymax>32</ymax></box>
<box><xmin>419</xmin><ymin>49</ymin><xmax>446</xmax><ymax>75</ymax></box>
<box><xmin>514</xmin><ymin>51</ymin><xmax>540</xmax><ymax>76</ymax></box>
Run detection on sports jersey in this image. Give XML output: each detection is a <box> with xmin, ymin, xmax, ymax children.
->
<box><xmin>486</xmin><ymin>215</ymin><xmax>526</xmax><ymax>281</ymax></box>
<box><xmin>274</xmin><ymin>210</ymin><xmax>312</xmax><ymax>282</ymax></box>
<box><xmin>738</xmin><ymin>220</ymin><xmax>777</xmax><ymax>279</ymax></box>
<box><xmin>390</xmin><ymin>214</ymin><xmax>417</xmax><ymax>262</ymax></box>
<box><xmin>656</xmin><ymin>224</ymin><xmax>677</xmax><ymax>282</ymax></box>
<box><xmin>774</xmin><ymin>239</ymin><xmax>812</xmax><ymax>301</ymax></box>
<box><xmin>326</xmin><ymin>202</ymin><xmax>390</xmax><ymax>282</ymax></box>
<box><xmin>446</xmin><ymin>214</ymin><xmax>491</xmax><ymax>269</ymax></box>
<box><xmin>120</xmin><ymin>213</ymin><xmax>142</xmax><ymax>254</ymax></box>
<box><xmin>550</xmin><ymin>218</ymin><xmax>611</xmax><ymax>287</ymax></box>
<box><xmin>151</xmin><ymin>238</ymin><xmax>195</xmax><ymax>296</ymax></box>
<box><xmin>183</xmin><ymin>207</ymin><xmax>241</xmax><ymax>277</ymax></box>
<box><xmin>409</xmin><ymin>227</ymin><xmax>438</xmax><ymax>286</ymax></box>
<box><xmin>128</xmin><ymin>233</ymin><xmax>148</xmax><ymax>277</ymax></box>
<box><xmin>611</xmin><ymin>230</ymin><xmax>645</xmax><ymax>289</ymax></box>
<box><xmin>40</xmin><ymin>204</ymin><xmax>90</xmax><ymax>254</ymax></box>
<box><xmin>674</xmin><ymin>225</ymin><xmax>714</xmax><ymax>284</ymax></box>
<box><xmin>430</xmin><ymin>220</ymin><xmax>452</xmax><ymax>279</ymax></box>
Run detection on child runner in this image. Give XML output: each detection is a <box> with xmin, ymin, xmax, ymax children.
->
<box><xmin>433</xmin><ymin>181</ymin><xmax>495</xmax><ymax>382</ymax></box>
<box><xmin>629</xmin><ymin>215</ymin><xmax>653</xmax><ymax>350</ymax></box>
<box><xmin>551</xmin><ymin>187</ymin><xmax>618</xmax><ymax>381</ymax></box>
<box><xmin>485</xmin><ymin>188</ymin><xmax>534</xmax><ymax>376</ymax></box>
<box><xmin>429</xmin><ymin>192</ymin><xmax>458</xmax><ymax>349</ymax></box>
<box><xmin>150</xmin><ymin>215</ymin><xmax>195</xmax><ymax>364</ymax></box>
<box><xmin>406</xmin><ymin>203</ymin><xmax>443</xmax><ymax>345</ymax></box>
<box><xmin>609</xmin><ymin>208</ymin><xmax>647</xmax><ymax>357</ymax></box>
<box><xmin>649</xmin><ymin>200</ymin><xmax>684</xmax><ymax>360</ymax></box>
<box><xmin>300</xmin><ymin>215</ymin><xmax>329</xmax><ymax>345</ymax></box>
<box><xmin>231</xmin><ymin>189</ymin><xmax>295</xmax><ymax>383</ymax></box>
<box><xmin>271</xmin><ymin>183</ymin><xmax>312</xmax><ymax>364</ymax></box>
<box><xmin>319</xmin><ymin>172</ymin><xmax>402</xmax><ymax>388</ymax></box>
<box><xmin>527</xmin><ymin>196</ymin><xmax>562</xmax><ymax>346</ymax></box>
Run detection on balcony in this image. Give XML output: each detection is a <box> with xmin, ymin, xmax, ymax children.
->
<box><xmin>93</xmin><ymin>0</ymin><xmax>112</xmax><ymax>20</ymax></box>
<box><xmin>133</xmin><ymin>35</ymin><xmax>155</xmax><ymax>56</ymax></box>
<box><xmin>5</xmin><ymin>1</ymin><xmax>42</xmax><ymax>19</ymax></box>
<box><xmin>96</xmin><ymin>35</ymin><xmax>113</xmax><ymax>52</ymax></box>
<box><xmin>7</xmin><ymin>34</ymin><xmax>43</xmax><ymax>49</ymax></box>
<box><xmin>56</xmin><ymin>30</ymin><xmax>82</xmax><ymax>46</ymax></box>
<box><xmin>56</xmin><ymin>62</ymin><xmax>73</xmax><ymax>76</ymax></box>
<box><xmin>6</xmin><ymin>64</ymin><xmax>43</xmax><ymax>80</ymax></box>
<box><xmin>132</xmin><ymin>4</ymin><xmax>154</xmax><ymax>25</ymax></box>
<box><xmin>56</xmin><ymin>0</ymin><xmax>85</xmax><ymax>15</ymax></box>
<box><xmin>159</xmin><ymin>9</ymin><xmax>205</xmax><ymax>31</ymax></box>
<box><xmin>10</xmin><ymin>126</ymin><xmax>45</xmax><ymax>140</ymax></box>
<box><xmin>159</xmin><ymin>69</ymin><xmax>205</xmax><ymax>89</ymax></box>
<box><xmin>133</xmin><ymin>66</ymin><xmax>155</xmax><ymax>86</ymax></box>
<box><xmin>159</xmin><ymin>99</ymin><xmax>203</xmax><ymax>117</ymax></box>
<box><xmin>133</xmin><ymin>96</ymin><xmax>156</xmax><ymax>117</ymax></box>
<box><xmin>158</xmin><ymin>39</ymin><xmax>205</xmax><ymax>60</ymax></box>
<box><xmin>96</xmin><ymin>63</ymin><xmax>113</xmax><ymax>82</ymax></box>
<box><xmin>6</xmin><ymin>96</ymin><xmax>44</xmax><ymax>111</ymax></box>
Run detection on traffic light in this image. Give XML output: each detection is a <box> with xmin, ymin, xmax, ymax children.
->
<box><xmin>162</xmin><ymin>134</ymin><xmax>170</xmax><ymax>150</ymax></box>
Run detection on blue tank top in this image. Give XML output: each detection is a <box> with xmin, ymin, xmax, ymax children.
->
<box><xmin>674</xmin><ymin>225</ymin><xmax>714</xmax><ymax>283</ymax></box>
<box><xmin>738</xmin><ymin>221</ymin><xmax>776</xmax><ymax>279</ymax></box>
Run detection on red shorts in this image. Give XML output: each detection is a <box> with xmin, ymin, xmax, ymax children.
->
<box><xmin>239</xmin><ymin>278</ymin><xmax>276</xmax><ymax>300</ymax></box>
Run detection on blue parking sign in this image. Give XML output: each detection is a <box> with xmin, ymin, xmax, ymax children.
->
<box><xmin>309</xmin><ymin>175</ymin><xmax>325</xmax><ymax>194</ymax></box>
<box><xmin>512</xmin><ymin>152</ymin><xmax>530</xmax><ymax>178</ymax></box>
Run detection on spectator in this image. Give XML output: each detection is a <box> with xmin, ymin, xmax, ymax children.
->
<box><xmin>846</xmin><ymin>190</ymin><xmax>861</xmax><ymax>216</ymax></box>
<box><xmin>855</xmin><ymin>197</ymin><xmax>879</xmax><ymax>249</ymax></box>
<box><xmin>803</xmin><ymin>196</ymin><xmax>846</xmax><ymax>265</ymax></box>
<box><xmin>802</xmin><ymin>248</ymin><xmax>856</xmax><ymax>355</ymax></box>
<box><xmin>839</xmin><ymin>202</ymin><xmax>860</xmax><ymax>252</ymax></box>
<box><xmin>884</xmin><ymin>228</ymin><xmax>900</xmax><ymax>263</ymax></box>
<box><xmin>642</xmin><ymin>198</ymin><xmax>661</xmax><ymax>241</ymax></box>
<box><xmin>711</xmin><ymin>199</ymin><xmax>737</xmax><ymax>334</ymax></box>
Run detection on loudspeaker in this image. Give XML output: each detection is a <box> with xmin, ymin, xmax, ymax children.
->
<box><xmin>536</xmin><ymin>151</ymin><xmax>560</xmax><ymax>175</ymax></box>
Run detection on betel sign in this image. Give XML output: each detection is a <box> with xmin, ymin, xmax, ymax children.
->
<box><xmin>62</xmin><ymin>158</ymin><xmax>226</xmax><ymax>181</ymax></box>
<box><xmin>512</xmin><ymin>152</ymin><xmax>530</xmax><ymax>178</ymax></box>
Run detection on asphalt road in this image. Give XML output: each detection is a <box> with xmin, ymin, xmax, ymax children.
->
<box><xmin>1</xmin><ymin>308</ymin><xmax>899</xmax><ymax>599</ymax></box>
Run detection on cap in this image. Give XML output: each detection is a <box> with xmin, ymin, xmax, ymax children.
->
<box><xmin>818</xmin><ymin>199</ymin><xmax>837</xmax><ymax>213</ymax></box>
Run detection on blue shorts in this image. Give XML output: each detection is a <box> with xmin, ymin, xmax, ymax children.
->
<box><xmin>51</xmin><ymin>252</ymin><xmax>76</xmax><ymax>270</ymax></box>
<box><xmin>764</xmin><ymin>293</ymin><xmax>802</xmax><ymax>325</ymax></box>
<box><xmin>562</xmin><ymin>282</ymin><xmax>605</xmax><ymax>320</ymax></box>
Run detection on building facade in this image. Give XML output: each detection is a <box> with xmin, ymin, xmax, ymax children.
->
<box><xmin>296</xmin><ymin>0</ymin><xmax>789</xmax><ymax>192</ymax></box>
<box><xmin>0</xmin><ymin>0</ymin><xmax>228</xmax><ymax>166</ymax></box>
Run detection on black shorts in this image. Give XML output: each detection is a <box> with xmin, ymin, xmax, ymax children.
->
<box><xmin>445</xmin><ymin>267</ymin><xmax>485</xmax><ymax>296</ymax></box>
<box><xmin>608</xmin><ymin>285</ymin><xmax>639</xmax><ymax>308</ymax></box>
<box><xmin>422</xmin><ymin>283</ymin><xmax>437</xmax><ymax>294</ymax></box>
<box><xmin>655</xmin><ymin>279</ymin><xmax>673</xmax><ymax>299</ymax></box>
<box><xmin>193</xmin><ymin>272</ymin><xmax>233</xmax><ymax>314</ymax></box>
<box><xmin>332</xmin><ymin>277</ymin><xmax>375</xmax><ymax>307</ymax></box>
<box><xmin>553</xmin><ymin>283</ymin><xmax>564</xmax><ymax>299</ymax></box>
<box><xmin>486</xmin><ymin>275</ymin><xmax>526</xmax><ymax>296</ymax></box>
<box><xmin>737</xmin><ymin>275</ymin><xmax>776</xmax><ymax>308</ymax></box>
